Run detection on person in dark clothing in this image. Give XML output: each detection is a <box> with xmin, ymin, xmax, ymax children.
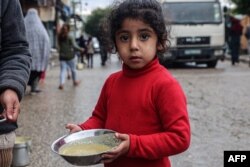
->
<box><xmin>97</xmin><ymin>21</ymin><xmax>109</xmax><ymax>66</ymax></box>
<box><xmin>76</xmin><ymin>34</ymin><xmax>87</xmax><ymax>64</ymax></box>
<box><xmin>100</xmin><ymin>44</ymin><xmax>108</xmax><ymax>66</ymax></box>
<box><xmin>0</xmin><ymin>0</ymin><xmax>31</xmax><ymax>166</ymax></box>
<box><xmin>229</xmin><ymin>16</ymin><xmax>243</xmax><ymax>65</ymax></box>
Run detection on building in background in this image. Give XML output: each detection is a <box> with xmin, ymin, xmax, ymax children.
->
<box><xmin>20</xmin><ymin>0</ymin><xmax>57</xmax><ymax>48</ymax></box>
<box><xmin>19</xmin><ymin>0</ymin><xmax>82</xmax><ymax>49</ymax></box>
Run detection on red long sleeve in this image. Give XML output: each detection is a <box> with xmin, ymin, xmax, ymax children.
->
<box><xmin>80</xmin><ymin>58</ymin><xmax>190</xmax><ymax>167</ymax></box>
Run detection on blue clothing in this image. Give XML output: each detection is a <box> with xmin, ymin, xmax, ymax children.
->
<box><xmin>0</xmin><ymin>0</ymin><xmax>31</xmax><ymax>134</ymax></box>
<box><xmin>60</xmin><ymin>57</ymin><xmax>77</xmax><ymax>85</ymax></box>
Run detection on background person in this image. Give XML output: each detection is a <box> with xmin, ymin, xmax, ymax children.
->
<box><xmin>76</xmin><ymin>33</ymin><xmax>87</xmax><ymax>65</ymax></box>
<box><xmin>24</xmin><ymin>8</ymin><xmax>51</xmax><ymax>94</ymax></box>
<box><xmin>86</xmin><ymin>36</ymin><xmax>94</xmax><ymax>68</ymax></box>
<box><xmin>0</xmin><ymin>0</ymin><xmax>31</xmax><ymax>166</ymax></box>
<box><xmin>99</xmin><ymin>43</ymin><xmax>108</xmax><ymax>66</ymax></box>
<box><xmin>58</xmin><ymin>23</ymin><xmax>84</xmax><ymax>90</ymax></box>
<box><xmin>229</xmin><ymin>16</ymin><xmax>243</xmax><ymax>65</ymax></box>
<box><xmin>97</xmin><ymin>22</ymin><xmax>109</xmax><ymax>66</ymax></box>
<box><xmin>245</xmin><ymin>15</ymin><xmax>250</xmax><ymax>58</ymax></box>
<box><xmin>66</xmin><ymin>0</ymin><xmax>190</xmax><ymax>166</ymax></box>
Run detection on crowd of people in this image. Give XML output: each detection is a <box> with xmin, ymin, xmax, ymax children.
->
<box><xmin>23</xmin><ymin>9</ymin><xmax>109</xmax><ymax>92</ymax></box>
<box><xmin>18</xmin><ymin>5</ymin><xmax>250</xmax><ymax>97</ymax></box>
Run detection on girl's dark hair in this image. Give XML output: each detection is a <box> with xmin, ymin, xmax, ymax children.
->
<box><xmin>58</xmin><ymin>23</ymin><xmax>70</xmax><ymax>41</ymax></box>
<box><xmin>100</xmin><ymin>0</ymin><xmax>170</xmax><ymax>54</ymax></box>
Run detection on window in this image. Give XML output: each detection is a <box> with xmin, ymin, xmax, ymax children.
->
<box><xmin>162</xmin><ymin>2</ymin><xmax>222</xmax><ymax>24</ymax></box>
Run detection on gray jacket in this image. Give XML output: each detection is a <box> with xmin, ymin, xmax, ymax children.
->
<box><xmin>0</xmin><ymin>0</ymin><xmax>31</xmax><ymax>134</ymax></box>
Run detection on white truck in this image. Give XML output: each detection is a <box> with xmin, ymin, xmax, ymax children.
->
<box><xmin>160</xmin><ymin>0</ymin><xmax>226</xmax><ymax>68</ymax></box>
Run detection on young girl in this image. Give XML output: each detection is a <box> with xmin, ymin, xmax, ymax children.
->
<box><xmin>58</xmin><ymin>24</ymin><xmax>84</xmax><ymax>90</ymax></box>
<box><xmin>66</xmin><ymin>0</ymin><xmax>190</xmax><ymax>166</ymax></box>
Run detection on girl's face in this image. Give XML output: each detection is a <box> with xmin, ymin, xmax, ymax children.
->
<box><xmin>115</xmin><ymin>18</ymin><xmax>161</xmax><ymax>69</ymax></box>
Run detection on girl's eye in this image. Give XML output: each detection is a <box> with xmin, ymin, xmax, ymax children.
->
<box><xmin>119</xmin><ymin>34</ymin><xmax>129</xmax><ymax>42</ymax></box>
<box><xmin>139</xmin><ymin>33</ymin><xmax>150</xmax><ymax>41</ymax></box>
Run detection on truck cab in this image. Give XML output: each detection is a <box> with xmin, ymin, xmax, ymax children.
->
<box><xmin>160</xmin><ymin>0</ymin><xmax>226</xmax><ymax>68</ymax></box>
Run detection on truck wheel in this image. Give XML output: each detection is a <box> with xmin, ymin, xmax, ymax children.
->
<box><xmin>207</xmin><ymin>60</ymin><xmax>218</xmax><ymax>68</ymax></box>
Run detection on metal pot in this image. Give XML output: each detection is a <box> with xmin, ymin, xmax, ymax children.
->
<box><xmin>51</xmin><ymin>129</ymin><xmax>121</xmax><ymax>166</ymax></box>
<box><xmin>12</xmin><ymin>136</ymin><xmax>32</xmax><ymax>167</ymax></box>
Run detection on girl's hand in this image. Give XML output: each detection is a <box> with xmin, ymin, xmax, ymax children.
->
<box><xmin>65</xmin><ymin>123</ymin><xmax>82</xmax><ymax>133</ymax></box>
<box><xmin>101</xmin><ymin>133</ymin><xmax>130</xmax><ymax>164</ymax></box>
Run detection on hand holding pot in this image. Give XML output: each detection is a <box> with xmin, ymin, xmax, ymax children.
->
<box><xmin>101</xmin><ymin>133</ymin><xmax>130</xmax><ymax>164</ymax></box>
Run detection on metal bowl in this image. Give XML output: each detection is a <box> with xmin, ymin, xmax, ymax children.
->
<box><xmin>51</xmin><ymin>129</ymin><xmax>121</xmax><ymax>166</ymax></box>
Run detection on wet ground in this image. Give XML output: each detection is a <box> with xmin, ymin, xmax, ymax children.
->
<box><xmin>15</xmin><ymin>54</ymin><xmax>250</xmax><ymax>167</ymax></box>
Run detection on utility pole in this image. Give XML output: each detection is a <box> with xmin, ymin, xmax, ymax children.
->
<box><xmin>72</xmin><ymin>0</ymin><xmax>81</xmax><ymax>38</ymax></box>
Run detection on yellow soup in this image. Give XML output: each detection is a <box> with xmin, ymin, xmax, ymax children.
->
<box><xmin>59</xmin><ymin>143</ymin><xmax>112</xmax><ymax>156</ymax></box>
<box><xmin>15</xmin><ymin>137</ymin><xmax>30</xmax><ymax>144</ymax></box>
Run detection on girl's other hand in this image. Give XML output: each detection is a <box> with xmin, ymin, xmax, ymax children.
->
<box><xmin>101</xmin><ymin>133</ymin><xmax>130</xmax><ymax>164</ymax></box>
<box><xmin>65</xmin><ymin>123</ymin><xmax>82</xmax><ymax>133</ymax></box>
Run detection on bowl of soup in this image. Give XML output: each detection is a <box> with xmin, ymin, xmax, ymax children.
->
<box><xmin>51</xmin><ymin>129</ymin><xmax>121</xmax><ymax>166</ymax></box>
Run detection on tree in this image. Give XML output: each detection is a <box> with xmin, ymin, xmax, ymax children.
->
<box><xmin>84</xmin><ymin>8</ymin><xmax>110</xmax><ymax>37</ymax></box>
<box><xmin>231</xmin><ymin>0</ymin><xmax>250</xmax><ymax>15</ymax></box>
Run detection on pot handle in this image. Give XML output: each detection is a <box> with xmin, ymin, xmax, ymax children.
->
<box><xmin>27</xmin><ymin>143</ymin><xmax>32</xmax><ymax>153</ymax></box>
<box><xmin>0</xmin><ymin>117</ymin><xmax>6</xmax><ymax>123</ymax></box>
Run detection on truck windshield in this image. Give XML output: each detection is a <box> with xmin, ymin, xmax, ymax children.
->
<box><xmin>162</xmin><ymin>2</ymin><xmax>222</xmax><ymax>24</ymax></box>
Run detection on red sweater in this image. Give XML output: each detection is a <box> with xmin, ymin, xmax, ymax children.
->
<box><xmin>80</xmin><ymin>58</ymin><xmax>190</xmax><ymax>167</ymax></box>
